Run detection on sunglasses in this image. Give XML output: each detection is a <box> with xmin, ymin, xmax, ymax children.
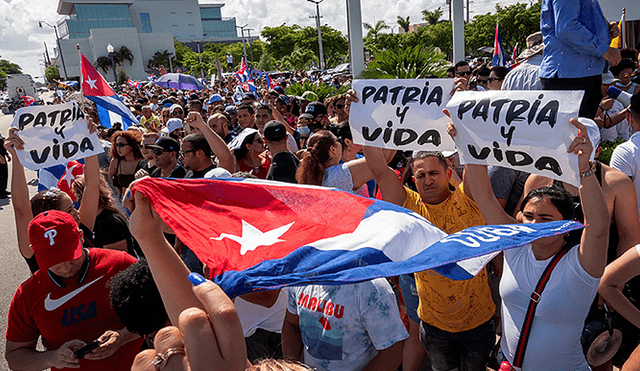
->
<box><xmin>179</xmin><ymin>149</ymin><xmax>197</xmax><ymax>157</ymax></box>
<box><xmin>457</xmin><ymin>71</ymin><xmax>472</xmax><ymax>76</ymax></box>
<box><xmin>335</xmin><ymin>104</ymin><xmax>345</xmax><ymax>109</ymax></box>
<box><xmin>621</xmin><ymin>72</ymin><xmax>636</xmax><ymax>79</ymax></box>
<box><xmin>172</xmin><ymin>111</ymin><xmax>184</xmax><ymax>115</ymax></box>
<box><xmin>151</xmin><ymin>149</ymin><xmax>166</xmax><ymax>156</ymax></box>
<box><xmin>488</xmin><ymin>77</ymin><xmax>503</xmax><ymax>82</ymax></box>
<box><xmin>114</xmin><ymin>143</ymin><xmax>130</xmax><ymax>148</ymax></box>
<box><xmin>477</xmin><ymin>79</ymin><xmax>488</xmax><ymax>84</ymax></box>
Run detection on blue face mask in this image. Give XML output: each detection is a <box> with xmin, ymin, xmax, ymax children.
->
<box><xmin>298</xmin><ymin>126</ymin><xmax>311</xmax><ymax>137</ymax></box>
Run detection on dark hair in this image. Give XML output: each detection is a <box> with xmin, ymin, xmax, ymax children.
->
<box><xmin>490</xmin><ymin>66</ymin><xmax>510</xmax><ymax>80</ymax></box>
<box><xmin>234</xmin><ymin>132</ymin><xmax>260</xmax><ymax>160</ymax></box>
<box><xmin>330</xmin><ymin>121</ymin><xmax>352</xmax><ymax>148</ymax></box>
<box><xmin>108</xmin><ymin>260</ymin><xmax>169</xmax><ymax>335</ymax></box>
<box><xmin>182</xmin><ymin>133</ymin><xmax>212</xmax><ymax>157</ymax></box>
<box><xmin>520</xmin><ymin>186</ymin><xmax>580</xmax><ymax>245</ymax></box>
<box><xmin>238</xmin><ymin>103</ymin><xmax>255</xmax><ymax>115</ymax></box>
<box><xmin>30</xmin><ymin>189</ymin><xmax>68</xmax><ymax>217</ymax></box>
<box><xmin>72</xmin><ymin>173</ymin><xmax>124</xmax><ymax>217</ymax></box>
<box><xmin>477</xmin><ymin>67</ymin><xmax>491</xmax><ymax>77</ymax></box>
<box><xmin>109</xmin><ymin>130</ymin><xmax>143</xmax><ymax>159</ymax></box>
<box><xmin>255</xmin><ymin>103</ymin><xmax>272</xmax><ymax>114</ymax></box>
<box><xmin>454</xmin><ymin>60</ymin><xmax>470</xmax><ymax>73</ymax></box>
<box><xmin>295</xmin><ymin>130</ymin><xmax>338</xmax><ymax>185</ymax></box>
<box><xmin>620</xmin><ymin>48</ymin><xmax>638</xmax><ymax>61</ymax></box>
<box><xmin>402</xmin><ymin>151</ymin><xmax>449</xmax><ymax>187</ymax></box>
<box><xmin>446</xmin><ymin>66</ymin><xmax>455</xmax><ymax>75</ymax></box>
<box><xmin>610</xmin><ymin>58</ymin><xmax>636</xmax><ymax>77</ymax></box>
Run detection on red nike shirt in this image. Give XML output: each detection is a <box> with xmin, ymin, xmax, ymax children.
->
<box><xmin>6</xmin><ymin>248</ymin><xmax>142</xmax><ymax>371</ymax></box>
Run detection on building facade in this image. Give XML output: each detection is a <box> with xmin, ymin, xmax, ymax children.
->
<box><xmin>55</xmin><ymin>0</ymin><xmax>245</xmax><ymax>81</ymax></box>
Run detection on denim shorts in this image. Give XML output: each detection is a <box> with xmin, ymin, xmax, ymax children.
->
<box><xmin>399</xmin><ymin>274</ymin><xmax>420</xmax><ymax>323</ymax></box>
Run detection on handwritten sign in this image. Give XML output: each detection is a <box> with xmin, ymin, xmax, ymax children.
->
<box><xmin>349</xmin><ymin>79</ymin><xmax>456</xmax><ymax>151</ymax></box>
<box><xmin>11</xmin><ymin>102</ymin><xmax>102</xmax><ymax>171</ymax></box>
<box><xmin>446</xmin><ymin>90</ymin><xmax>584</xmax><ymax>187</ymax></box>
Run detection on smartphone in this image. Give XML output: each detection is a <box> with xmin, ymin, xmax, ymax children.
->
<box><xmin>74</xmin><ymin>340</ymin><xmax>101</xmax><ymax>359</ymax></box>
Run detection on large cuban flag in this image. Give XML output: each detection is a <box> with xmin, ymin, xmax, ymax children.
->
<box><xmin>80</xmin><ymin>53</ymin><xmax>139</xmax><ymax>129</ymax></box>
<box><xmin>493</xmin><ymin>17</ymin><xmax>507</xmax><ymax>67</ymax></box>
<box><xmin>131</xmin><ymin>177</ymin><xmax>583</xmax><ymax>297</ymax></box>
<box><xmin>235</xmin><ymin>57</ymin><xmax>257</xmax><ymax>94</ymax></box>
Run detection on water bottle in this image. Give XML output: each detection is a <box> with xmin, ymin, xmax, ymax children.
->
<box><xmin>606</xmin><ymin>86</ymin><xmax>633</xmax><ymax>106</ymax></box>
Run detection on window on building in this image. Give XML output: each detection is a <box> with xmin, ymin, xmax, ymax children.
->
<box><xmin>140</xmin><ymin>13</ymin><xmax>152</xmax><ymax>33</ymax></box>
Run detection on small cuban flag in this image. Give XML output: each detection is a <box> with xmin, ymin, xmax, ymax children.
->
<box><xmin>493</xmin><ymin>16</ymin><xmax>506</xmax><ymax>67</ymax></box>
<box><xmin>80</xmin><ymin>53</ymin><xmax>139</xmax><ymax>129</ymax></box>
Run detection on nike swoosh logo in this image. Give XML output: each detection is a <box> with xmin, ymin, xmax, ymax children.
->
<box><xmin>44</xmin><ymin>275</ymin><xmax>105</xmax><ymax>311</ymax></box>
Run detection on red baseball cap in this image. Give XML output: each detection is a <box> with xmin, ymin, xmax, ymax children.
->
<box><xmin>28</xmin><ymin>210</ymin><xmax>84</xmax><ymax>270</ymax></box>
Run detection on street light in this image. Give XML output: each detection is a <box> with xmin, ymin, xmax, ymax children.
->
<box><xmin>308</xmin><ymin>0</ymin><xmax>325</xmax><ymax>71</ymax></box>
<box><xmin>39</xmin><ymin>20</ymin><xmax>68</xmax><ymax>79</ymax></box>
<box><xmin>236</xmin><ymin>24</ymin><xmax>249</xmax><ymax>65</ymax></box>
<box><xmin>107</xmin><ymin>43</ymin><xmax>118</xmax><ymax>85</ymax></box>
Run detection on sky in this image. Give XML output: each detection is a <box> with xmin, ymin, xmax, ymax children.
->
<box><xmin>0</xmin><ymin>0</ymin><xmax>527</xmax><ymax>83</ymax></box>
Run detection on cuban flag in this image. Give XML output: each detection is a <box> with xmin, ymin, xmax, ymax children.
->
<box><xmin>146</xmin><ymin>74</ymin><xmax>156</xmax><ymax>81</ymax></box>
<box><xmin>511</xmin><ymin>43</ymin><xmax>519</xmax><ymax>62</ymax></box>
<box><xmin>235</xmin><ymin>58</ymin><xmax>257</xmax><ymax>94</ymax></box>
<box><xmin>493</xmin><ymin>17</ymin><xmax>506</xmax><ymax>67</ymax></box>
<box><xmin>265</xmin><ymin>73</ymin><xmax>276</xmax><ymax>90</ymax></box>
<box><xmin>21</xmin><ymin>96</ymin><xmax>36</xmax><ymax>106</ymax></box>
<box><xmin>56</xmin><ymin>161</ymin><xmax>85</xmax><ymax>201</ymax></box>
<box><xmin>131</xmin><ymin>177</ymin><xmax>583</xmax><ymax>297</ymax></box>
<box><xmin>80</xmin><ymin>53</ymin><xmax>139</xmax><ymax>129</ymax></box>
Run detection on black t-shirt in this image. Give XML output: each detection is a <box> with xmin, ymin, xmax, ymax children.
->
<box><xmin>150</xmin><ymin>164</ymin><xmax>186</xmax><ymax>178</ymax></box>
<box><xmin>266</xmin><ymin>152</ymin><xmax>300</xmax><ymax>184</ymax></box>
<box><xmin>80</xmin><ymin>209</ymin><xmax>142</xmax><ymax>258</ymax></box>
<box><xmin>185</xmin><ymin>164</ymin><xmax>216</xmax><ymax>179</ymax></box>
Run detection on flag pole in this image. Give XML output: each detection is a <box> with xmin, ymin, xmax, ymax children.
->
<box><xmin>76</xmin><ymin>44</ymin><xmax>83</xmax><ymax>99</ymax></box>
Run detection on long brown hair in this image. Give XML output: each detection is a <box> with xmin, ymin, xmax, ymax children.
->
<box><xmin>295</xmin><ymin>130</ymin><xmax>337</xmax><ymax>186</ymax></box>
<box><xmin>73</xmin><ymin>173</ymin><xmax>124</xmax><ymax>217</ymax></box>
<box><xmin>110</xmin><ymin>130</ymin><xmax>143</xmax><ymax>159</ymax></box>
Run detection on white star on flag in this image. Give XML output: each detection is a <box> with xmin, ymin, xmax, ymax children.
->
<box><xmin>85</xmin><ymin>76</ymin><xmax>97</xmax><ymax>90</ymax></box>
<box><xmin>211</xmin><ymin>220</ymin><xmax>295</xmax><ymax>255</ymax></box>
<box><xmin>59</xmin><ymin>164</ymin><xmax>79</xmax><ymax>188</ymax></box>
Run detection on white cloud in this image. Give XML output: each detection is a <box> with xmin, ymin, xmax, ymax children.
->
<box><xmin>1</xmin><ymin>0</ymin><xmax>523</xmax><ymax>82</ymax></box>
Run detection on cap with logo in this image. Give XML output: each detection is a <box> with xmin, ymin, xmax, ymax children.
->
<box><xmin>29</xmin><ymin>210</ymin><xmax>84</xmax><ymax>270</ymax></box>
<box><xmin>163</xmin><ymin>118</ymin><xmax>183</xmax><ymax>134</ymax></box>
<box><xmin>263</xmin><ymin>120</ymin><xmax>287</xmax><ymax>142</ymax></box>
<box><xmin>147</xmin><ymin>137</ymin><xmax>180</xmax><ymax>152</ymax></box>
<box><xmin>304</xmin><ymin>101</ymin><xmax>328</xmax><ymax>119</ymax></box>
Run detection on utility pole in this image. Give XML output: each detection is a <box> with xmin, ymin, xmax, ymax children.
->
<box><xmin>308</xmin><ymin>0</ymin><xmax>325</xmax><ymax>71</ymax></box>
<box><xmin>236</xmin><ymin>24</ymin><xmax>248</xmax><ymax>64</ymax></box>
<box><xmin>39</xmin><ymin>21</ymin><xmax>68</xmax><ymax>79</ymax></box>
<box><xmin>43</xmin><ymin>42</ymin><xmax>51</xmax><ymax>67</ymax></box>
<box><xmin>196</xmin><ymin>42</ymin><xmax>204</xmax><ymax>79</ymax></box>
<box><xmin>246</xmin><ymin>29</ymin><xmax>255</xmax><ymax>64</ymax></box>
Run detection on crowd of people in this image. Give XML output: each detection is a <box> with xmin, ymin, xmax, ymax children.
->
<box><xmin>5</xmin><ymin>1</ymin><xmax>640</xmax><ymax>370</ymax></box>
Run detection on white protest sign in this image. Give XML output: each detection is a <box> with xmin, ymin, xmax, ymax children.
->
<box><xmin>446</xmin><ymin>90</ymin><xmax>584</xmax><ymax>187</ymax></box>
<box><xmin>11</xmin><ymin>102</ymin><xmax>102</xmax><ymax>171</ymax></box>
<box><xmin>349</xmin><ymin>79</ymin><xmax>456</xmax><ymax>151</ymax></box>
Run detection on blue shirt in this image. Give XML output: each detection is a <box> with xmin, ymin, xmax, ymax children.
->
<box><xmin>539</xmin><ymin>0</ymin><xmax>610</xmax><ymax>79</ymax></box>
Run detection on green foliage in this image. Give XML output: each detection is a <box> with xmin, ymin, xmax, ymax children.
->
<box><xmin>465</xmin><ymin>1</ymin><xmax>541</xmax><ymax>56</ymax></box>
<box><xmin>362</xmin><ymin>45</ymin><xmax>449</xmax><ymax>79</ymax></box>
<box><xmin>45</xmin><ymin>65</ymin><xmax>60</xmax><ymax>83</ymax></box>
<box><xmin>0</xmin><ymin>59</ymin><xmax>22</xmax><ymax>89</ymax></box>
<box><xmin>95</xmin><ymin>56</ymin><xmax>112</xmax><ymax>74</ymax></box>
<box><xmin>117</xmin><ymin>70</ymin><xmax>129</xmax><ymax>85</ymax></box>
<box><xmin>261</xmin><ymin>24</ymin><xmax>348</xmax><ymax>69</ymax></box>
<box><xmin>363</xmin><ymin>20</ymin><xmax>390</xmax><ymax>39</ymax></box>
<box><xmin>257</xmin><ymin>51</ymin><xmax>276</xmax><ymax>72</ymax></box>
<box><xmin>597</xmin><ymin>140</ymin><xmax>625</xmax><ymax>165</ymax></box>
<box><xmin>422</xmin><ymin>7</ymin><xmax>443</xmax><ymax>25</ymax></box>
<box><xmin>397</xmin><ymin>16</ymin><xmax>410</xmax><ymax>33</ymax></box>
<box><xmin>286</xmin><ymin>80</ymin><xmax>351</xmax><ymax>102</ymax></box>
<box><xmin>117</xmin><ymin>46</ymin><xmax>134</xmax><ymax>66</ymax></box>
<box><xmin>280</xmin><ymin>46</ymin><xmax>318</xmax><ymax>71</ymax></box>
<box><xmin>147</xmin><ymin>50</ymin><xmax>176</xmax><ymax>71</ymax></box>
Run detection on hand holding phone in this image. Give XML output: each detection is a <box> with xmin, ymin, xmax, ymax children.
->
<box><xmin>74</xmin><ymin>340</ymin><xmax>101</xmax><ymax>359</ymax></box>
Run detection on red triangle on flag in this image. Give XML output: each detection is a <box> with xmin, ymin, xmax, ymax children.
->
<box><xmin>80</xmin><ymin>53</ymin><xmax>116</xmax><ymax>97</ymax></box>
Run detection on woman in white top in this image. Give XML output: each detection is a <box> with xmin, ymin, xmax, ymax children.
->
<box><xmin>453</xmin><ymin>118</ymin><xmax>609</xmax><ymax>370</ymax></box>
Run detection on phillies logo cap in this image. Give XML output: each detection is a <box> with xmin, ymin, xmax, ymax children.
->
<box><xmin>28</xmin><ymin>210</ymin><xmax>84</xmax><ymax>270</ymax></box>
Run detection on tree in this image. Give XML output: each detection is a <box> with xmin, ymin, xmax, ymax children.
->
<box><xmin>118</xmin><ymin>46</ymin><xmax>134</xmax><ymax>66</ymax></box>
<box><xmin>257</xmin><ymin>51</ymin><xmax>276</xmax><ymax>72</ymax></box>
<box><xmin>280</xmin><ymin>45</ymin><xmax>317</xmax><ymax>70</ymax></box>
<box><xmin>422</xmin><ymin>7</ymin><xmax>443</xmax><ymax>25</ymax></box>
<box><xmin>362</xmin><ymin>45</ymin><xmax>449</xmax><ymax>79</ymax></box>
<box><xmin>95</xmin><ymin>56</ymin><xmax>112</xmax><ymax>74</ymax></box>
<box><xmin>363</xmin><ymin>20</ymin><xmax>390</xmax><ymax>39</ymax></box>
<box><xmin>0</xmin><ymin>59</ymin><xmax>22</xmax><ymax>89</ymax></box>
<box><xmin>397</xmin><ymin>16</ymin><xmax>410</xmax><ymax>33</ymax></box>
<box><xmin>45</xmin><ymin>65</ymin><xmax>60</xmax><ymax>83</ymax></box>
<box><xmin>261</xmin><ymin>24</ymin><xmax>303</xmax><ymax>60</ymax></box>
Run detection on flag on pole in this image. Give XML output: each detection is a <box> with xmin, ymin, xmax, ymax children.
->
<box><xmin>80</xmin><ymin>53</ymin><xmax>139</xmax><ymax>129</ymax></box>
<box><xmin>493</xmin><ymin>17</ymin><xmax>506</xmax><ymax>67</ymax></box>
<box><xmin>610</xmin><ymin>9</ymin><xmax>626</xmax><ymax>49</ymax></box>
<box><xmin>131</xmin><ymin>177</ymin><xmax>584</xmax><ymax>297</ymax></box>
<box><xmin>235</xmin><ymin>58</ymin><xmax>257</xmax><ymax>94</ymax></box>
<box><xmin>511</xmin><ymin>43</ymin><xmax>519</xmax><ymax>62</ymax></box>
<box><xmin>21</xmin><ymin>96</ymin><xmax>36</xmax><ymax>106</ymax></box>
<box><xmin>265</xmin><ymin>73</ymin><xmax>275</xmax><ymax>90</ymax></box>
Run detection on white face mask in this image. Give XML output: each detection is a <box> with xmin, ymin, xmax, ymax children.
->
<box><xmin>298</xmin><ymin>126</ymin><xmax>311</xmax><ymax>137</ymax></box>
<box><xmin>618</xmin><ymin>80</ymin><xmax>633</xmax><ymax>88</ymax></box>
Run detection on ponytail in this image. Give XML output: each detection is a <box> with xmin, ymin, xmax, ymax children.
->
<box><xmin>295</xmin><ymin>130</ymin><xmax>337</xmax><ymax>186</ymax></box>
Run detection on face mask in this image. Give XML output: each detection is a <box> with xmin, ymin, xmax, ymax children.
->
<box><xmin>298</xmin><ymin>126</ymin><xmax>311</xmax><ymax>136</ymax></box>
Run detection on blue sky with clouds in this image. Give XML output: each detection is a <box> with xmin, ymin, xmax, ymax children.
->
<box><xmin>0</xmin><ymin>0</ymin><xmax>523</xmax><ymax>82</ymax></box>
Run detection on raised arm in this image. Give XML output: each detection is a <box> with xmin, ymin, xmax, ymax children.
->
<box><xmin>77</xmin><ymin>119</ymin><xmax>101</xmax><ymax>231</ymax></box>
<box><xmin>4</xmin><ymin>128</ymin><xmax>33</xmax><ymax>260</ymax></box>
<box><xmin>571</xmin><ymin>118</ymin><xmax>609</xmax><ymax>277</ymax></box>
<box><xmin>599</xmin><ymin>246</ymin><xmax>640</xmax><ymax>328</ymax></box>
<box><xmin>608</xmin><ymin>168</ymin><xmax>640</xmax><ymax>258</ymax></box>
<box><xmin>186</xmin><ymin>112</ymin><xmax>235</xmax><ymax>173</ymax></box>
<box><xmin>362</xmin><ymin>146</ymin><xmax>406</xmax><ymax>206</ymax></box>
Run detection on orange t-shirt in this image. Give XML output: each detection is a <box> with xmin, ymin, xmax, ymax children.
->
<box><xmin>403</xmin><ymin>185</ymin><xmax>495</xmax><ymax>332</ymax></box>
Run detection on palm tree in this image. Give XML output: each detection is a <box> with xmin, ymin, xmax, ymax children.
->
<box><xmin>363</xmin><ymin>20</ymin><xmax>390</xmax><ymax>39</ymax></box>
<box><xmin>118</xmin><ymin>46</ymin><xmax>134</xmax><ymax>66</ymax></box>
<box><xmin>397</xmin><ymin>16</ymin><xmax>410</xmax><ymax>33</ymax></box>
<box><xmin>95</xmin><ymin>56</ymin><xmax>112</xmax><ymax>74</ymax></box>
<box><xmin>422</xmin><ymin>7</ymin><xmax>443</xmax><ymax>25</ymax></box>
<box><xmin>362</xmin><ymin>45</ymin><xmax>449</xmax><ymax>79</ymax></box>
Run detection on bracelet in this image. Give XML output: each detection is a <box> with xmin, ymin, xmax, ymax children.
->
<box><xmin>580</xmin><ymin>161</ymin><xmax>596</xmax><ymax>179</ymax></box>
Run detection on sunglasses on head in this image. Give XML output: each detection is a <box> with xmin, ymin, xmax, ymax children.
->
<box><xmin>457</xmin><ymin>71</ymin><xmax>472</xmax><ymax>76</ymax></box>
<box><xmin>114</xmin><ymin>143</ymin><xmax>129</xmax><ymax>148</ymax></box>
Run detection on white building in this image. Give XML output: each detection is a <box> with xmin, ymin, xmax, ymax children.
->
<box><xmin>55</xmin><ymin>0</ymin><xmax>245</xmax><ymax>81</ymax></box>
